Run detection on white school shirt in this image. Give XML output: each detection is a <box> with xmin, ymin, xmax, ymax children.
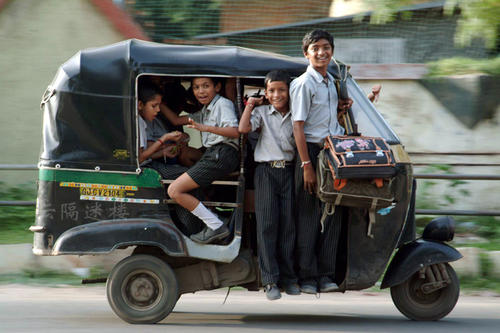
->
<box><xmin>138</xmin><ymin>116</ymin><xmax>151</xmax><ymax>166</ymax></box>
<box><xmin>249</xmin><ymin>104</ymin><xmax>295</xmax><ymax>162</ymax></box>
<box><xmin>290</xmin><ymin>65</ymin><xmax>344</xmax><ymax>143</ymax></box>
<box><xmin>190</xmin><ymin>94</ymin><xmax>239</xmax><ymax>148</ymax></box>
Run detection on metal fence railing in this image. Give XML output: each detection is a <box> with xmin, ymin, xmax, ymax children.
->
<box><xmin>1</xmin><ymin>158</ymin><xmax>499</xmax><ymax>216</ymax></box>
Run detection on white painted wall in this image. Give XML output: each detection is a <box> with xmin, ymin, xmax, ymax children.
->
<box><xmin>0</xmin><ymin>0</ymin><xmax>123</xmax><ymax>185</ymax></box>
<box><xmin>357</xmin><ymin>79</ymin><xmax>500</xmax><ymax>211</ymax></box>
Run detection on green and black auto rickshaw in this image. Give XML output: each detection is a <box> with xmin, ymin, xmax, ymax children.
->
<box><xmin>31</xmin><ymin>39</ymin><xmax>462</xmax><ymax>324</ymax></box>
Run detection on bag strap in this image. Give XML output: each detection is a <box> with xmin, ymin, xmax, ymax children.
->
<box><xmin>332</xmin><ymin>58</ymin><xmax>359</xmax><ymax>136</ymax></box>
<box><xmin>367</xmin><ymin>198</ymin><xmax>378</xmax><ymax>238</ymax></box>
<box><xmin>319</xmin><ymin>195</ymin><xmax>342</xmax><ymax>233</ymax></box>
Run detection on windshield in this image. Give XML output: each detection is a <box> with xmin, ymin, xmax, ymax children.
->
<box><xmin>347</xmin><ymin>78</ymin><xmax>400</xmax><ymax>144</ymax></box>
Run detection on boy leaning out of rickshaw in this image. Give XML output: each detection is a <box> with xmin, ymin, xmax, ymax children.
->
<box><xmin>291</xmin><ymin>29</ymin><xmax>353</xmax><ymax>294</ymax></box>
<box><xmin>239</xmin><ymin>70</ymin><xmax>299</xmax><ymax>300</ymax></box>
<box><xmin>167</xmin><ymin>77</ymin><xmax>240</xmax><ymax>244</ymax></box>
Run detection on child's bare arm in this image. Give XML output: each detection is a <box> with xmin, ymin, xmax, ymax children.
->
<box><xmin>238</xmin><ymin>96</ymin><xmax>264</xmax><ymax>133</ymax></box>
<box><xmin>139</xmin><ymin>131</ymin><xmax>182</xmax><ymax>163</ymax></box>
<box><xmin>160</xmin><ymin>103</ymin><xmax>190</xmax><ymax>126</ymax></box>
<box><xmin>188</xmin><ymin>119</ymin><xmax>239</xmax><ymax>138</ymax></box>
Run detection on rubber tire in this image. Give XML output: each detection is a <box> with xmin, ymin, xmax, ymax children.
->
<box><xmin>390</xmin><ymin>263</ymin><xmax>459</xmax><ymax>321</ymax></box>
<box><xmin>106</xmin><ymin>254</ymin><xmax>178</xmax><ymax>324</ymax></box>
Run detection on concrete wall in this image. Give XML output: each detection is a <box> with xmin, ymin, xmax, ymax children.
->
<box><xmin>356</xmin><ymin>79</ymin><xmax>500</xmax><ymax>211</ymax></box>
<box><xmin>0</xmin><ymin>0</ymin><xmax>123</xmax><ymax>185</ymax></box>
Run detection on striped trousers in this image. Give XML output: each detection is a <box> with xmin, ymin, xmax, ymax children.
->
<box><xmin>254</xmin><ymin>163</ymin><xmax>297</xmax><ymax>286</ymax></box>
<box><xmin>294</xmin><ymin>143</ymin><xmax>341</xmax><ymax>282</ymax></box>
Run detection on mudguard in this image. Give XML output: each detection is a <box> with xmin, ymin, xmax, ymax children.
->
<box><xmin>380</xmin><ymin>239</ymin><xmax>462</xmax><ymax>289</ymax></box>
<box><xmin>52</xmin><ymin>218</ymin><xmax>186</xmax><ymax>256</ymax></box>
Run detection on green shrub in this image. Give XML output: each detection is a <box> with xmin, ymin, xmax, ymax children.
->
<box><xmin>427</xmin><ymin>57</ymin><xmax>500</xmax><ymax>77</ymax></box>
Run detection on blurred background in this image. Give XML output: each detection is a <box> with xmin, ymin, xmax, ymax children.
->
<box><xmin>0</xmin><ymin>0</ymin><xmax>498</xmax><ymax>285</ymax></box>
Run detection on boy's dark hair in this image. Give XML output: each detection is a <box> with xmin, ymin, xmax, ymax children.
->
<box><xmin>302</xmin><ymin>29</ymin><xmax>334</xmax><ymax>54</ymax></box>
<box><xmin>138</xmin><ymin>82</ymin><xmax>161</xmax><ymax>104</ymax></box>
<box><xmin>191</xmin><ymin>76</ymin><xmax>221</xmax><ymax>86</ymax></box>
<box><xmin>264</xmin><ymin>70</ymin><xmax>291</xmax><ymax>89</ymax></box>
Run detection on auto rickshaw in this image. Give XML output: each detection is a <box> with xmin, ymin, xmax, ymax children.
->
<box><xmin>31</xmin><ymin>39</ymin><xmax>462</xmax><ymax>324</ymax></box>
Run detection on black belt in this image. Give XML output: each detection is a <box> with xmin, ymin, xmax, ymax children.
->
<box><xmin>222</xmin><ymin>141</ymin><xmax>239</xmax><ymax>151</ymax></box>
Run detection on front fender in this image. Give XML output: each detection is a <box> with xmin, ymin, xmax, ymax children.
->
<box><xmin>52</xmin><ymin>218</ymin><xmax>186</xmax><ymax>256</ymax></box>
<box><xmin>380</xmin><ymin>239</ymin><xmax>462</xmax><ymax>289</ymax></box>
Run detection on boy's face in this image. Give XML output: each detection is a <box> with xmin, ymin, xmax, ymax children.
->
<box><xmin>192</xmin><ymin>78</ymin><xmax>221</xmax><ymax>106</ymax></box>
<box><xmin>138</xmin><ymin>94</ymin><xmax>162</xmax><ymax>121</ymax></box>
<box><xmin>265</xmin><ymin>80</ymin><xmax>289</xmax><ymax>113</ymax></box>
<box><xmin>304</xmin><ymin>38</ymin><xmax>333</xmax><ymax>72</ymax></box>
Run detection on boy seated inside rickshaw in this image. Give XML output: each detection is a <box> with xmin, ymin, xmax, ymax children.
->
<box><xmin>144</xmin><ymin>76</ymin><xmax>202</xmax><ymax>169</ymax></box>
<box><xmin>138</xmin><ymin>76</ymin><xmax>240</xmax><ymax>244</ymax></box>
<box><xmin>166</xmin><ymin>77</ymin><xmax>239</xmax><ymax>244</ymax></box>
<box><xmin>137</xmin><ymin>82</ymin><xmax>183</xmax><ymax>166</ymax></box>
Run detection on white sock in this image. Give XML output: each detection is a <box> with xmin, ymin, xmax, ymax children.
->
<box><xmin>191</xmin><ymin>202</ymin><xmax>223</xmax><ymax>230</ymax></box>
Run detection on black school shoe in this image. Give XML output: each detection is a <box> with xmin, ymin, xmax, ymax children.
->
<box><xmin>281</xmin><ymin>283</ymin><xmax>301</xmax><ymax>295</ymax></box>
<box><xmin>299</xmin><ymin>279</ymin><xmax>318</xmax><ymax>294</ymax></box>
<box><xmin>264</xmin><ymin>284</ymin><xmax>282</xmax><ymax>301</ymax></box>
<box><xmin>190</xmin><ymin>225</ymin><xmax>230</xmax><ymax>244</ymax></box>
<box><xmin>319</xmin><ymin>276</ymin><xmax>339</xmax><ymax>292</ymax></box>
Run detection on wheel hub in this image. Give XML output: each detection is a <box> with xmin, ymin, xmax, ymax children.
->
<box><xmin>122</xmin><ymin>270</ymin><xmax>163</xmax><ymax>311</ymax></box>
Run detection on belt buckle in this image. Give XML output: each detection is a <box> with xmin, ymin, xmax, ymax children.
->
<box><xmin>270</xmin><ymin>160</ymin><xmax>286</xmax><ymax>168</ymax></box>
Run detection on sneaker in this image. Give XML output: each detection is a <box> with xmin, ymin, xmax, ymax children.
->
<box><xmin>190</xmin><ymin>225</ymin><xmax>230</xmax><ymax>244</ymax></box>
<box><xmin>282</xmin><ymin>283</ymin><xmax>301</xmax><ymax>295</ymax></box>
<box><xmin>319</xmin><ymin>276</ymin><xmax>339</xmax><ymax>292</ymax></box>
<box><xmin>299</xmin><ymin>280</ymin><xmax>317</xmax><ymax>294</ymax></box>
<box><xmin>264</xmin><ymin>284</ymin><xmax>281</xmax><ymax>301</ymax></box>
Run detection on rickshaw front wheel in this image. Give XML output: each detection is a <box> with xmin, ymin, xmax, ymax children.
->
<box><xmin>390</xmin><ymin>263</ymin><xmax>459</xmax><ymax>321</ymax></box>
<box><xmin>106</xmin><ymin>254</ymin><xmax>178</xmax><ymax>324</ymax></box>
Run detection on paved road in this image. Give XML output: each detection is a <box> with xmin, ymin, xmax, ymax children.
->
<box><xmin>1</xmin><ymin>285</ymin><xmax>499</xmax><ymax>332</ymax></box>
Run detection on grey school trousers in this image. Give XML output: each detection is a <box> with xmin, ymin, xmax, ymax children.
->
<box><xmin>254</xmin><ymin>163</ymin><xmax>297</xmax><ymax>286</ymax></box>
<box><xmin>294</xmin><ymin>143</ymin><xmax>341</xmax><ymax>282</ymax></box>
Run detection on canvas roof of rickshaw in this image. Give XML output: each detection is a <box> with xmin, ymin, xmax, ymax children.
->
<box><xmin>52</xmin><ymin>39</ymin><xmax>344</xmax><ymax>97</ymax></box>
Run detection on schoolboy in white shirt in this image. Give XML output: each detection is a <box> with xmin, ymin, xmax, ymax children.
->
<box><xmin>290</xmin><ymin>29</ymin><xmax>352</xmax><ymax>294</ymax></box>
<box><xmin>239</xmin><ymin>70</ymin><xmax>299</xmax><ymax>300</ymax></box>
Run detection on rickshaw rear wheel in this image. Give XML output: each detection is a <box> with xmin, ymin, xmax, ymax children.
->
<box><xmin>106</xmin><ymin>254</ymin><xmax>178</xmax><ymax>324</ymax></box>
<box><xmin>390</xmin><ymin>263</ymin><xmax>459</xmax><ymax>321</ymax></box>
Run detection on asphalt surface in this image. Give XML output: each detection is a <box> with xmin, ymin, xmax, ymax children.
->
<box><xmin>1</xmin><ymin>285</ymin><xmax>499</xmax><ymax>332</ymax></box>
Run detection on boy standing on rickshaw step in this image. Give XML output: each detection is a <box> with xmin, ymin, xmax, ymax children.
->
<box><xmin>239</xmin><ymin>70</ymin><xmax>299</xmax><ymax>300</ymax></box>
<box><xmin>290</xmin><ymin>29</ymin><xmax>352</xmax><ymax>294</ymax></box>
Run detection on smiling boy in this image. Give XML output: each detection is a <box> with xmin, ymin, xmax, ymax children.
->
<box><xmin>290</xmin><ymin>29</ymin><xmax>348</xmax><ymax>294</ymax></box>
<box><xmin>239</xmin><ymin>70</ymin><xmax>299</xmax><ymax>300</ymax></box>
<box><xmin>167</xmin><ymin>77</ymin><xmax>240</xmax><ymax>244</ymax></box>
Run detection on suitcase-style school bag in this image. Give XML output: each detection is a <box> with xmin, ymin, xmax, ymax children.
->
<box><xmin>325</xmin><ymin>135</ymin><xmax>397</xmax><ymax>179</ymax></box>
<box><xmin>316</xmin><ymin>61</ymin><xmax>397</xmax><ymax>237</ymax></box>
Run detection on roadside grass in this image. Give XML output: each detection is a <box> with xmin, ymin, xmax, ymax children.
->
<box><xmin>0</xmin><ymin>271</ymin><xmax>83</xmax><ymax>286</ymax></box>
<box><xmin>0</xmin><ymin>267</ymin><xmax>108</xmax><ymax>286</ymax></box>
<box><xmin>0</xmin><ymin>182</ymin><xmax>36</xmax><ymax>244</ymax></box>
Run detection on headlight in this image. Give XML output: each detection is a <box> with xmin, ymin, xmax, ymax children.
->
<box><xmin>422</xmin><ymin>216</ymin><xmax>455</xmax><ymax>242</ymax></box>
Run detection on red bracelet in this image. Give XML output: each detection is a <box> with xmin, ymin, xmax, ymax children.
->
<box><xmin>157</xmin><ymin>138</ymin><xmax>164</xmax><ymax>145</ymax></box>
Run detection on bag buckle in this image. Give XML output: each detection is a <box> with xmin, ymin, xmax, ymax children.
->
<box><xmin>346</xmin><ymin>151</ymin><xmax>354</xmax><ymax>158</ymax></box>
<box><xmin>270</xmin><ymin>160</ymin><xmax>286</xmax><ymax>168</ymax></box>
<box><xmin>376</xmin><ymin>150</ymin><xmax>384</xmax><ymax>157</ymax></box>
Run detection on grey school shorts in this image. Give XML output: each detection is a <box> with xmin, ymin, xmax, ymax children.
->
<box><xmin>187</xmin><ymin>143</ymin><xmax>239</xmax><ymax>187</ymax></box>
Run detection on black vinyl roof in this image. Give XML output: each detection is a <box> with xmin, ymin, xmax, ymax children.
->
<box><xmin>52</xmin><ymin>39</ymin><xmax>346</xmax><ymax>97</ymax></box>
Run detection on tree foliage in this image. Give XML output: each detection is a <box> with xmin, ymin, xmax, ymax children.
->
<box><xmin>362</xmin><ymin>0</ymin><xmax>500</xmax><ymax>49</ymax></box>
<box><xmin>128</xmin><ymin>0</ymin><xmax>222</xmax><ymax>41</ymax></box>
